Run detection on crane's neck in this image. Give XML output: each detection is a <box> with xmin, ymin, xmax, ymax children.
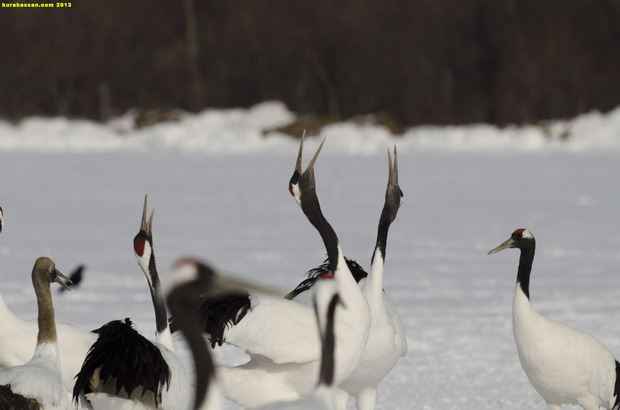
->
<box><xmin>151</xmin><ymin>280</ymin><xmax>174</xmax><ymax>349</ymax></box>
<box><xmin>302</xmin><ymin>190</ymin><xmax>339</xmax><ymax>274</ymax></box>
<box><xmin>365</xmin><ymin>249</ymin><xmax>385</xmax><ymax>308</ymax></box>
<box><xmin>301</xmin><ymin>178</ymin><xmax>364</xmax><ymax>304</ymax></box>
<box><xmin>168</xmin><ymin>287</ymin><xmax>215</xmax><ymax>410</ymax></box>
<box><xmin>33</xmin><ymin>275</ymin><xmax>58</xmax><ymax>354</ymax></box>
<box><xmin>318</xmin><ymin>294</ymin><xmax>339</xmax><ymax>387</ymax></box>
<box><xmin>371</xmin><ymin>200</ymin><xmax>394</xmax><ymax>267</ymax></box>
<box><xmin>516</xmin><ymin>243</ymin><xmax>535</xmax><ymax>300</ymax></box>
<box><xmin>141</xmin><ymin>244</ymin><xmax>174</xmax><ymax>350</ymax></box>
<box><xmin>366</xmin><ymin>203</ymin><xmax>395</xmax><ymax>303</ymax></box>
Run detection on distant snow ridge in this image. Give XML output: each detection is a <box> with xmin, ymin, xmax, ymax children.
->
<box><xmin>1</xmin><ymin>101</ymin><xmax>620</xmax><ymax>154</ymax></box>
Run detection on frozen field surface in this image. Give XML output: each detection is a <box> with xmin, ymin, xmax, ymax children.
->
<box><xmin>1</xmin><ymin>103</ymin><xmax>620</xmax><ymax>409</ymax></box>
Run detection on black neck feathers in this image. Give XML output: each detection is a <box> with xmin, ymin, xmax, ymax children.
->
<box><xmin>300</xmin><ymin>171</ymin><xmax>339</xmax><ymax>273</ymax></box>
<box><xmin>147</xmin><ymin>252</ymin><xmax>168</xmax><ymax>335</ymax></box>
<box><xmin>516</xmin><ymin>241</ymin><xmax>535</xmax><ymax>299</ymax></box>
<box><xmin>167</xmin><ymin>285</ymin><xmax>215</xmax><ymax>410</ymax></box>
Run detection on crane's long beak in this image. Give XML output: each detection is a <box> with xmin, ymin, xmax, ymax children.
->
<box><xmin>295</xmin><ymin>131</ymin><xmax>305</xmax><ymax>173</ymax></box>
<box><xmin>295</xmin><ymin>131</ymin><xmax>326</xmax><ymax>174</ymax></box>
<box><xmin>487</xmin><ymin>238</ymin><xmax>515</xmax><ymax>255</ymax></box>
<box><xmin>54</xmin><ymin>269</ymin><xmax>73</xmax><ymax>291</ymax></box>
<box><xmin>388</xmin><ymin>146</ymin><xmax>399</xmax><ymax>185</ymax></box>
<box><xmin>141</xmin><ymin>194</ymin><xmax>155</xmax><ymax>234</ymax></box>
<box><xmin>306</xmin><ymin>136</ymin><xmax>326</xmax><ymax>172</ymax></box>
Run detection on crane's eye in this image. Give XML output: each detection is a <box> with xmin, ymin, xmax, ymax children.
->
<box><xmin>511</xmin><ymin>228</ymin><xmax>526</xmax><ymax>239</ymax></box>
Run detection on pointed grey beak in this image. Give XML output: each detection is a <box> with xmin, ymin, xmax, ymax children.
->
<box><xmin>295</xmin><ymin>130</ymin><xmax>306</xmax><ymax>173</ymax></box>
<box><xmin>306</xmin><ymin>136</ymin><xmax>326</xmax><ymax>172</ymax></box>
<box><xmin>388</xmin><ymin>146</ymin><xmax>398</xmax><ymax>185</ymax></box>
<box><xmin>141</xmin><ymin>194</ymin><xmax>155</xmax><ymax>234</ymax></box>
<box><xmin>55</xmin><ymin>269</ymin><xmax>73</xmax><ymax>291</ymax></box>
<box><xmin>295</xmin><ymin>132</ymin><xmax>326</xmax><ymax>174</ymax></box>
<box><xmin>487</xmin><ymin>238</ymin><xmax>515</xmax><ymax>255</ymax></box>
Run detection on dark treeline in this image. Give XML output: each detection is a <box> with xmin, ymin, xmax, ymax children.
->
<box><xmin>1</xmin><ymin>0</ymin><xmax>619</xmax><ymax>126</ymax></box>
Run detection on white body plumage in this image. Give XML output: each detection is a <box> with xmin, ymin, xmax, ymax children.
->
<box><xmin>258</xmin><ymin>276</ymin><xmax>343</xmax><ymax>410</ymax></box>
<box><xmin>0</xmin><ymin>295</ymin><xmax>95</xmax><ymax>391</ymax></box>
<box><xmin>0</xmin><ymin>342</ymin><xmax>71</xmax><ymax>410</ymax></box>
<box><xmin>513</xmin><ymin>284</ymin><xmax>618</xmax><ymax>410</ymax></box>
<box><xmin>338</xmin><ymin>252</ymin><xmax>407</xmax><ymax>409</ymax></box>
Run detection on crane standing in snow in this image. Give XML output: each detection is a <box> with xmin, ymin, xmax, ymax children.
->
<box><xmin>488</xmin><ymin>228</ymin><xmax>620</xmax><ymax>410</ymax></box>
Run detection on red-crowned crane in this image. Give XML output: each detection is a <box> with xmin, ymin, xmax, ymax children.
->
<box><xmin>337</xmin><ymin>147</ymin><xmax>407</xmax><ymax>410</ymax></box>
<box><xmin>488</xmin><ymin>228</ymin><xmax>620</xmax><ymax>410</ymax></box>
<box><xmin>284</xmin><ymin>146</ymin><xmax>407</xmax><ymax>410</ymax></box>
<box><xmin>73</xmin><ymin>196</ymin><xmax>191</xmax><ymax>409</ymax></box>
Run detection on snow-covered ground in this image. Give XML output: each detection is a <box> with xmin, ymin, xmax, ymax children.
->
<box><xmin>1</xmin><ymin>102</ymin><xmax>620</xmax><ymax>409</ymax></box>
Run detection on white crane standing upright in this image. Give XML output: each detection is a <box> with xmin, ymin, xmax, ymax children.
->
<box><xmin>337</xmin><ymin>147</ymin><xmax>407</xmax><ymax>410</ymax></box>
<box><xmin>488</xmin><ymin>228</ymin><xmax>620</xmax><ymax>410</ymax></box>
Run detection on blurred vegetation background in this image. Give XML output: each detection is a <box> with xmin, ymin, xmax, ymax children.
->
<box><xmin>1</xmin><ymin>0</ymin><xmax>619</xmax><ymax>126</ymax></box>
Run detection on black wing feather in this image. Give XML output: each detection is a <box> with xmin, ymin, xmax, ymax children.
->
<box><xmin>72</xmin><ymin>318</ymin><xmax>170</xmax><ymax>407</ymax></box>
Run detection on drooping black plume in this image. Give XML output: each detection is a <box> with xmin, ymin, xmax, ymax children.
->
<box><xmin>72</xmin><ymin>318</ymin><xmax>170</xmax><ymax>407</ymax></box>
<box><xmin>285</xmin><ymin>257</ymin><xmax>368</xmax><ymax>300</ymax></box>
<box><xmin>169</xmin><ymin>292</ymin><xmax>251</xmax><ymax>348</ymax></box>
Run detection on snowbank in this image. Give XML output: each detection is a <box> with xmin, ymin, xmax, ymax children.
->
<box><xmin>1</xmin><ymin>101</ymin><xmax>620</xmax><ymax>154</ymax></box>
